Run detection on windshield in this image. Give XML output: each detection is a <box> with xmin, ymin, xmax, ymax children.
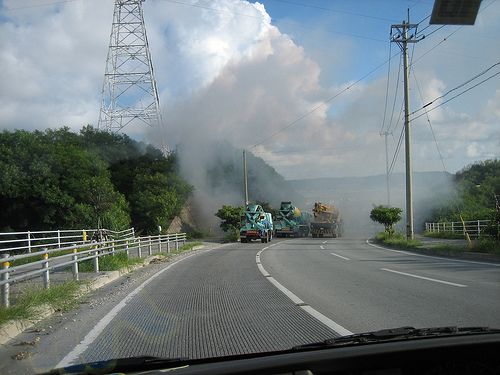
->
<box><xmin>0</xmin><ymin>0</ymin><xmax>499</xmax><ymax>374</ymax></box>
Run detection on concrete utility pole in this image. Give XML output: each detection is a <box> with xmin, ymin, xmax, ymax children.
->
<box><xmin>380</xmin><ymin>131</ymin><xmax>392</xmax><ymax>206</ymax></box>
<box><xmin>391</xmin><ymin>14</ymin><xmax>423</xmax><ymax>240</ymax></box>
<box><xmin>243</xmin><ymin>150</ymin><xmax>249</xmax><ymax>207</ymax></box>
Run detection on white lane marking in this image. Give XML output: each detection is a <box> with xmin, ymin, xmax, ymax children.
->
<box><xmin>330</xmin><ymin>252</ymin><xmax>350</xmax><ymax>261</ymax></box>
<box><xmin>381</xmin><ymin>268</ymin><xmax>468</xmax><ymax>287</ymax></box>
<box><xmin>320</xmin><ymin>245</ymin><xmax>324</xmax><ymax>249</ymax></box>
<box><xmin>57</xmin><ymin>249</ymin><xmax>211</xmax><ymax>368</ymax></box>
<box><xmin>366</xmin><ymin>238</ymin><xmax>500</xmax><ymax>267</ymax></box>
<box><xmin>256</xmin><ymin>249</ymin><xmax>353</xmax><ymax>337</ymax></box>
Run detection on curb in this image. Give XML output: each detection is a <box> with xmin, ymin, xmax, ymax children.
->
<box><xmin>409</xmin><ymin>246</ymin><xmax>500</xmax><ymax>263</ymax></box>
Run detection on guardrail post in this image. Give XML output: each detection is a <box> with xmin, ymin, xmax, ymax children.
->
<box><xmin>42</xmin><ymin>250</ymin><xmax>50</xmax><ymax>289</ymax></box>
<box><xmin>137</xmin><ymin>238</ymin><xmax>142</xmax><ymax>258</ymax></box>
<box><xmin>175</xmin><ymin>234</ymin><xmax>179</xmax><ymax>251</ymax></box>
<box><xmin>57</xmin><ymin>230</ymin><xmax>61</xmax><ymax>248</ymax></box>
<box><xmin>1</xmin><ymin>254</ymin><xmax>10</xmax><ymax>308</ymax></box>
<box><xmin>72</xmin><ymin>245</ymin><xmax>79</xmax><ymax>281</ymax></box>
<box><xmin>167</xmin><ymin>235</ymin><xmax>170</xmax><ymax>253</ymax></box>
<box><xmin>158</xmin><ymin>236</ymin><xmax>162</xmax><ymax>253</ymax></box>
<box><xmin>27</xmin><ymin>231</ymin><xmax>32</xmax><ymax>253</ymax></box>
<box><xmin>93</xmin><ymin>245</ymin><xmax>99</xmax><ymax>273</ymax></box>
<box><xmin>183</xmin><ymin>234</ymin><xmax>186</xmax><ymax>247</ymax></box>
<box><xmin>148</xmin><ymin>236</ymin><xmax>152</xmax><ymax>256</ymax></box>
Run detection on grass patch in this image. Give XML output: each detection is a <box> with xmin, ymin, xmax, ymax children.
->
<box><xmin>431</xmin><ymin>244</ymin><xmax>470</xmax><ymax>252</ymax></box>
<box><xmin>157</xmin><ymin>241</ymin><xmax>203</xmax><ymax>257</ymax></box>
<box><xmin>471</xmin><ymin>239</ymin><xmax>500</xmax><ymax>254</ymax></box>
<box><xmin>430</xmin><ymin>241</ymin><xmax>500</xmax><ymax>255</ymax></box>
<box><xmin>9</xmin><ymin>248</ymin><xmax>77</xmax><ymax>267</ymax></box>
<box><xmin>423</xmin><ymin>231</ymin><xmax>466</xmax><ymax>240</ymax></box>
<box><xmin>0</xmin><ymin>281</ymin><xmax>84</xmax><ymax>327</ymax></box>
<box><xmin>78</xmin><ymin>251</ymin><xmax>144</xmax><ymax>272</ymax></box>
<box><xmin>223</xmin><ymin>232</ymin><xmax>239</xmax><ymax>242</ymax></box>
<box><xmin>375</xmin><ymin>231</ymin><xmax>423</xmax><ymax>248</ymax></box>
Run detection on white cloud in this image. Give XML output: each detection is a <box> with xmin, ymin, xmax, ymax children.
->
<box><xmin>0</xmin><ymin>0</ymin><xmax>498</xmax><ymax>181</ymax></box>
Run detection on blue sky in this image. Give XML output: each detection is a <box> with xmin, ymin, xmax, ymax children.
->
<box><xmin>0</xmin><ymin>0</ymin><xmax>499</xmax><ymax>182</ymax></box>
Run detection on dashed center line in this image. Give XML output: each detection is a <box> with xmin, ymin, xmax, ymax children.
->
<box><xmin>381</xmin><ymin>268</ymin><xmax>468</xmax><ymax>287</ymax></box>
<box><xmin>330</xmin><ymin>252</ymin><xmax>350</xmax><ymax>261</ymax></box>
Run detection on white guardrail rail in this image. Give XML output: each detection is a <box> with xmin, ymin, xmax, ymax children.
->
<box><xmin>0</xmin><ymin>228</ymin><xmax>186</xmax><ymax>308</ymax></box>
<box><xmin>425</xmin><ymin>220</ymin><xmax>493</xmax><ymax>237</ymax></box>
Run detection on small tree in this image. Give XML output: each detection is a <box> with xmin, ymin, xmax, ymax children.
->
<box><xmin>370</xmin><ymin>205</ymin><xmax>403</xmax><ymax>236</ymax></box>
<box><xmin>215</xmin><ymin>205</ymin><xmax>244</xmax><ymax>240</ymax></box>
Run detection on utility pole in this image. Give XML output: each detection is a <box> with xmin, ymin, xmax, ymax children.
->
<box><xmin>380</xmin><ymin>131</ymin><xmax>392</xmax><ymax>206</ymax></box>
<box><xmin>391</xmin><ymin>14</ymin><xmax>423</xmax><ymax>240</ymax></box>
<box><xmin>243</xmin><ymin>150</ymin><xmax>249</xmax><ymax>207</ymax></box>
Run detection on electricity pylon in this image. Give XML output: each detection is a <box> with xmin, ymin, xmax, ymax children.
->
<box><xmin>98</xmin><ymin>0</ymin><xmax>166</xmax><ymax>152</ymax></box>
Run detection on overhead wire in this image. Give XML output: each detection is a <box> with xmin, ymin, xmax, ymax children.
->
<box><xmin>162</xmin><ymin>0</ymin><xmax>388</xmax><ymax>43</ymax></box>
<box><xmin>412</xmin><ymin>69</ymin><xmax>500</xmax><ymax>122</ymax></box>
<box><xmin>410</xmin><ymin>61</ymin><xmax>500</xmax><ymax>117</ymax></box>
<box><xmin>0</xmin><ymin>0</ymin><xmax>78</xmax><ymax>11</ymax></box>
<box><xmin>246</xmin><ymin>52</ymin><xmax>401</xmax><ymax>152</ymax></box>
<box><xmin>380</xmin><ymin>38</ymin><xmax>393</xmax><ymax>134</ymax></box>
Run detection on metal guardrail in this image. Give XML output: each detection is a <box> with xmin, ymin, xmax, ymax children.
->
<box><xmin>0</xmin><ymin>230</ymin><xmax>186</xmax><ymax>308</ymax></box>
<box><xmin>0</xmin><ymin>228</ymin><xmax>135</xmax><ymax>253</ymax></box>
<box><xmin>425</xmin><ymin>220</ymin><xmax>493</xmax><ymax>237</ymax></box>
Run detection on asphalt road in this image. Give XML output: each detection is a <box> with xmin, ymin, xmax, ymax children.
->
<box><xmin>260</xmin><ymin>237</ymin><xmax>500</xmax><ymax>333</ymax></box>
<box><xmin>1</xmin><ymin>237</ymin><xmax>499</xmax><ymax>374</ymax></box>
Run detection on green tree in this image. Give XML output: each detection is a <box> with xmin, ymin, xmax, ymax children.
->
<box><xmin>215</xmin><ymin>205</ymin><xmax>244</xmax><ymax>237</ymax></box>
<box><xmin>0</xmin><ymin>126</ymin><xmax>192</xmax><ymax>233</ymax></box>
<box><xmin>130</xmin><ymin>173</ymin><xmax>182</xmax><ymax>234</ymax></box>
<box><xmin>370</xmin><ymin>205</ymin><xmax>403</xmax><ymax>236</ymax></box>
<box><xmin>427</xmin><ymin>159</ymin><xmax>499</xmax><ymax>223</ymax></box>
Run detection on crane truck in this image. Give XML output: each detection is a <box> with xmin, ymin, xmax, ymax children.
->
<box><xmin>240</xmin><ymin>204</ymin><xmax>273</xmax><ymax>243</ymax></box>
<box><xmin>274</xmin><ymin>201</ymin><xmax>310</xmax><ymax>237</ymax></box>
<box><xmin>311</xmin><ymin>202</ymin><xmax>342</xmax><ymax>238</ymax></box>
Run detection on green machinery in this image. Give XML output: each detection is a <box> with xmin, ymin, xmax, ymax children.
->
<box><xmin>240</xmin><ymin>204</ymin><xmax>274</xmax><ymax>243</ymax></box>
<box><xmin>274</xmin><ymin>201</ymin><xmax>310</xmax><ymax>237</ymax></box>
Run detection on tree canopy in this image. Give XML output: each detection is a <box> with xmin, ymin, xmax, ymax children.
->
<box><xmin>427</xmin><ymin>159</ymin><xmax>499</xmax><ymax>222</ymax></box>
<box><xmin>215</xmin><ymin>205</ymin><xmax>244</xmax><ymax>235</ymax></box>
<box><xmin>370</xmin><ymin>205</ymin><xmax>403</xmax><ymax>235</ymax></box>
<box><xmin>0</xmin><ymin>126</ymin><xmax>193</xmax><ymax>234</ymax></box>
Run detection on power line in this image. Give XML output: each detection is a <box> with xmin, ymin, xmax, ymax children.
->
<box><xmin>162</xmin><ymin>0</ymin><xmax>388</xmax><ymax>43</ymax></box>
<box><xmin>412</xmin><ymin>70</ymin><xmax>500</xmax><ymax>121</ymax></box>
<box><xmin>247</xmin><ymin>53</ymin><xmax>400</xmax><ymax>151</ymax></box>
<box><xmin>0</xmin><ymin>0</ymin><xmax>78</xmax><ymax>11</ymax></box>
<box><xmin>410</xmin><ymin>61</ymin><xmax>500</xmax><ymax>117</ymax></box>
<box><xmin>273</xmin><ymin>0</ymin><xmax>399</xmax><ymax>22</ymax></box>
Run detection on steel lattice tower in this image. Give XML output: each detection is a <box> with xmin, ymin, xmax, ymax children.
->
<box><xmin>98</xmin><ymin>0</ymin><xmax>166</xmax><ymax>150</ymax></box>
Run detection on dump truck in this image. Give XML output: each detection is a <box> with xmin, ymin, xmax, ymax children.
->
<box><xmin>311</xmin><ymin>202</ymin><xmax>342</xmax><ymax>238</ymax></box>
<box><xmin>274</xmin><ymin>201</ymin><xmax>310</xmax><ymax>237</ymax></box>
<box><xmin>240</xmin><ymin>204</ymin><xmax>273</xmax><ymax>243</ymax></box>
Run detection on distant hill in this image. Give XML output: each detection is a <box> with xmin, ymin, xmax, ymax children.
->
<box><xmin>288</xmin><ymin>171</ymin><xmax>454</xmax><ymax>237</ymax></box>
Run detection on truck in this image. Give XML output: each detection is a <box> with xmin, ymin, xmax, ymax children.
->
<box><xmin>240</xmin><ymin>204</ymin><xmax>273</xmax><ymax>243</ymax></box>
<box><xmin>311</xmin><ymin>202</ymin><xmax>342</xmax><ymax>238</ymax></box>
<box><xmin>274</xmin><ymin>201</ymin><xmax>310</xmax><ymax>237</ymax></box>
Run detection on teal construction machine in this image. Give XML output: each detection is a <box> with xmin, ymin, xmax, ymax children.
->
<box><xmin>274</xmin><ymin>201</ymin><xmax>310</xmax><ymax>237</ymax></box>
<box><xmin>240</xmin><ymin>204</ymin><xmax>273</xmax><ymax>243</ymax></box>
